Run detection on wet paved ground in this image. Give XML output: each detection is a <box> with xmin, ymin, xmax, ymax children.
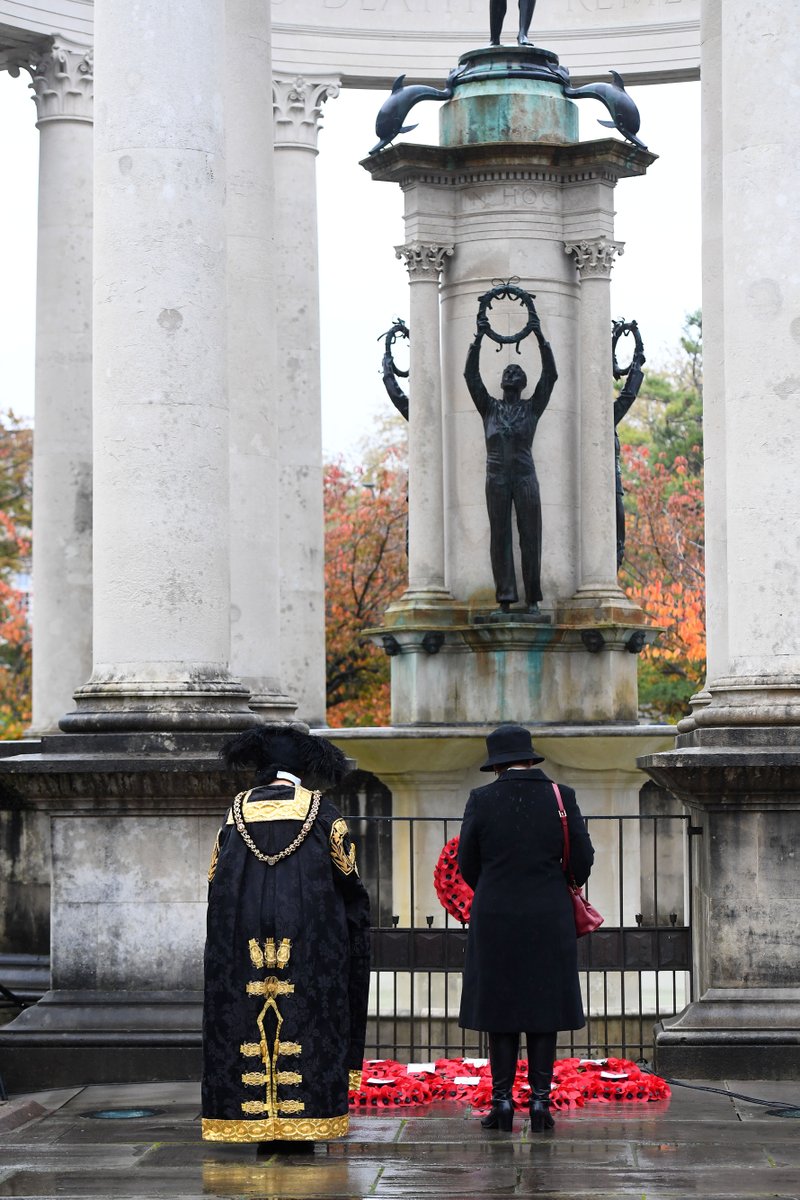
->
<box><xmin>0</xmin><ymin>1079</ymin><xmax>799</xmax><ymax>1199</ymax></box>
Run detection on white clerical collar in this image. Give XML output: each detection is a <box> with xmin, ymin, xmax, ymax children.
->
<box><xmin>275</xmin><ymin>769</ymin><xmax>301</xmax><ymax>786</ymax></box>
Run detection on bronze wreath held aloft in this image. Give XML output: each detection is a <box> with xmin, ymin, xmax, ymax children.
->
<box><xmin>612</xmin><ymin>318</ymin><xmax>645</xmax><ymax>380</ymax></box>
<box><xmin>476</xmin><ymin>280</ymin><xmax>540</xmax><ymax>354</ymax></box>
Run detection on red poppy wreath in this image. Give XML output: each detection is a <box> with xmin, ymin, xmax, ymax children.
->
<box><xmin>433</xmin><ymin>835</ymin><xmax>474</xmax><ymax>924</ymax></box>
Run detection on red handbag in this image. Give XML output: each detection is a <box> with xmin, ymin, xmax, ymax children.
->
<box><xmin>552</xmin><ymin>783</ymin><xmax>604</xmax><ymax>937</ymax></box>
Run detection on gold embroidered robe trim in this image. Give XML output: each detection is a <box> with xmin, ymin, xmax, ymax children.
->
<box><xmin>241</xmin><ymin>1100</ymin><xmax>270</xmax><ymax>1114</ymax></box>
<box><xmin>246</xmin><ymin>978</ymin><xmax>294</xmax><ymax>997</ymax></box>
<box><xmin>241</xmin><ymin>1072</ymin><xmax>268</xmax><ymax>1087</ymax></box>
<box><xmin>277</xmin><ymin>1099</ymin><xmax>305</xmax><ymax>1114</ymax></box>
<box><xmin>240</xmin><ymin>1042</ymin><xmax>262</xmax><ymax>1057</ymax></box>
<box><xmin>349</xmin><ymin>1069</ymin><xmax>363</xmax><ymax>1091</ymax></box>
<box><xmin>276</xmin><ymin>938</ymin><xmax>291</xmax><ymax>969</ymax></box>
<box><xmin>279</xmin><ymin>1041</ymin><xmax>302</xmax><ymax>1056</ymax></box>
<box><xmin>207</xmin><ymin>832</ymin><xmax>221</xmax><ymax>882</ymax></box>
<box><xmin>202</xmin><ymin>1114</ymin><xmax>349</xmax><ymax>1142</ymax></box>
<box><xmin>225</xmin><ymin>786</ymin><xmax>314</xmax><ymax>825</ymax></box>
<box><xmin>275</xmin><ymin>1071</ymin><xmax>302</xmax><ymax>1086</ymax></box>
<box><xmin>248</xmin><ymin>939</ymin><xmax>264</xmax><ymax>970</ymax></box>
<box><xmin>329</xmin><ymin>817</ymin><xmax>358</xmax><ymax>876</ymax></box>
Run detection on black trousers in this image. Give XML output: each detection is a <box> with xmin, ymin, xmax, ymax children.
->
<box><xmin>489</xmin><ymin>0</ymin><xmax>536</xmax><ymax>42</ymax></box>
<box><xmin>487</xmin><ymin>1030</ymin><xmax>557</xmax><ymax>1100</ymax></box>
<box><xmin>485</xmin><ymin>471</ymin><xmax>543</xmax><ymax>606</ymax></box>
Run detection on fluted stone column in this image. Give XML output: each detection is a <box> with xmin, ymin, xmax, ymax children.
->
<box><xmin>641</xmin><ymin>0</ymin><xmax>800</xmax><ymax>1078</ymax></box>
<box><xmin>272</xmin><ymin>74</ymin><xmax>339</xmax><ymax>727</ymax></box>
<box><xmin>226</xmin><ymin>0</ymin><xmax>295</xmax><ymax>721</ymax></box>
<box><xmin>61</xmin><ymin>0</ymin><xmax>253</xmax><ymax>732</ymax></box>
<box><xmin>394</xmin><ymin>242</ymin><xmax>453</xmax><ymax>602</ymax></box>
<box><xmin>25</xmin><ymin>41</ymin><xmax>94</xmax><ymax>733</ymax></box>
<box><xmin>564</xmin><ymin>237</ymin><xmax>631</xmax><ymax>615</ymax></box>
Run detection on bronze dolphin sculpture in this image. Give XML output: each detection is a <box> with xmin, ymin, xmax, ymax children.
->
<box><xmin>564</xmin><ymin>70</ymin><xmax>647</xmax><ymax>151</ymax></box>
<box><xmin>369</xmin><ymin>71</ymin><xmax>458</xmax><ymax>155</ymax></box>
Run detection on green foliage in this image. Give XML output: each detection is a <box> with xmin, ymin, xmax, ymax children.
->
<box><xmin>617</xmin><ymin>312</ymin><xmax>706</xmax><ymax>723</ymax></box>
<box><xmin>0</xmin><ymin>411</ymin><xmax>33</xmax><ymax>737</ymax></box>
<box><xmin>618</xmin><ymin>310</ymin><xmax>703</xmax><ymax>475</ymax></box>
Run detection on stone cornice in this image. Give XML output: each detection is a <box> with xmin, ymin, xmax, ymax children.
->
<box><xmin>273</xmin><ymin>74</ymin><xmax>340</xmax><ymax>150</ymax></box>
<box><xmin>362</xmin><ymin>139</ymin><xmax>655</xmax><ymax>188</ymax></box>
<box><xmin>564</xmin><ymin>237</ymin><xmax>625</xmax><ymax>279</ymax></box>
<box><xmin>395</xmin><ymin>242</ymin><xmax>454</xmax><ymax>281</ymax></box>
<box><xmin>26</xmin><ymin>38</ymin><xmax>93</xmax><ymax>124</ymax></box>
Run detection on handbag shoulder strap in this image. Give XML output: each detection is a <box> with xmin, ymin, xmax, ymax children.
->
<box><xmin>552</xmin><ymin>782</ymin><xmax>571</xmax><ymax>879</ymax></box>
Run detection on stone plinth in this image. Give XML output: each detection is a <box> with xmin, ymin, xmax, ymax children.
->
<box><xmin>440</xmin><ymin>48</ymin><xmax>578</xmax><ymax>147</ymax></box>
<box><xmin>0</xmin><ymin>733</ymin><xmax>228</xmax><ymax>1088</ymax></box>
<box><xmin>373</xmin><ymin>601</ymin><xmax>657</xmax><ymax>725</ymax></box>
<box><xmin>640</xmin><ymin>727</ymin><xmax>800</xmax><ymax>1078</ymax></box>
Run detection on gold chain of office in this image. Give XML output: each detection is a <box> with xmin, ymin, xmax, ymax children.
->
<box><xmin>232</xmin><ymin>790</ymin><xmax>321</xmax><ymax>866</ymax></box>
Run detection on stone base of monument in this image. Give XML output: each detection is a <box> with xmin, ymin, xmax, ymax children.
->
<box><xmin>0</xmin><ymin>990</ymin><xmax>203</xmax><ymax>1091</ymax></box>
<box><xmin>0</xmin><ymin>724</ymin><xmax>674</xmax><ymax>1089</ymax></box>
<box><xmin>371</xmin><ymin>605</ymin><xmax>660</xmax><ymax>725</ymax></box>
<box><xmin>653</xmin><ymin>989</ymin><xmax>800</xmax><ymax>1079</ymax></box>
<box><xmin>0</xmin><ymin>733</ymin><xmax>225</xmax><ymax>1090</ymax></box>
<box><xmin>640</xmin><ymin>725</ymin><xmax>800</xmax><ymax>1080</ymax></box>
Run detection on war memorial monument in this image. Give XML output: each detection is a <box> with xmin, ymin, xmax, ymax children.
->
<box><xmin>0</xmin><ymin>0</ymin><xmax>797</xmax><ymax>1091</ymax></box>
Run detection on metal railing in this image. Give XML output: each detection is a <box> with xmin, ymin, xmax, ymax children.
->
<box><xmin>342</xmin><ymin>807</ymin><xmax>693</xmax><ymax>1064</ymax></box>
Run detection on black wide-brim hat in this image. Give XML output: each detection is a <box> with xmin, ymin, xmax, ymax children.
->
<box><xmin>480</xmin><ymin>723</ymin><xmax>544</xmax><ymax>770</ymax></box>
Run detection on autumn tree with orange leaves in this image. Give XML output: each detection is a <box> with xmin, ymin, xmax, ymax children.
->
<box><xmin>324</xmin><ymin>425</ymin><xmax>408</xmax><ymax>726</ymax></box>
<box><xmin>0</xmin><ymin>412</ymin><xmax>33</xmax><ymax>738</ymax></box>
<box><xmin>618</xmin><ymin>312</ymin><xmax>706</xmax><ymax>721</ymax></box>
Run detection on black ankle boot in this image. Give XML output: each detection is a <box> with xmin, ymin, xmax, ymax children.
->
<box><xmin>481</xmin><ymin>1096</ymin><xmax>514</xmax><ymax>1131</ymax></box>
<box><xmin>529</xmin><ymin>1094</ymin><xmax>555</xmax><ymax>1132</ymax></box>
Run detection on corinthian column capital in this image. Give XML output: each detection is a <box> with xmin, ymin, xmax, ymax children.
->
<box><xmin>564</xmin><ymin>237</ymin><xmax>624</xmax><ymax>279</ymax></box>
<box><xmin>273</xmin><ymin>75</ymin><xmax>340</xmax><ymax>150</ymax></box>
<box><xmin>395</xmin><ymin>242</ymin><xmax>455</xmax><ymax>281</ymax></box>
<box><xmin>28</xmin><ymin>39</ymin><xmax>94</xmax><ymax>124</ymax></box>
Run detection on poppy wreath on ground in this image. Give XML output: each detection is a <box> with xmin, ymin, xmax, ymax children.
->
<box><xmin>433</xmin><ymin>835</ymin><xmax>474</xmax><ymax>924</ymax></box>
<box><xmin>349</xmin><ymin>1057</ymin><xmax>670</xmax><ymax>1110</ymax></box>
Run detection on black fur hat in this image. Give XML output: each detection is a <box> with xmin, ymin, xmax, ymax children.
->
<box><xmin>220</xmin><ymin>724</ymin><xmax>350</xmax><ymax>790</ymax></box>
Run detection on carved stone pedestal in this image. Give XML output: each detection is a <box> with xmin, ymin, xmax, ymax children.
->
<box><xmin>0</xmin><ymin>733</ymin><xmax>227</xmax><ymax>1089</ymax></box>
<box><xmin>640</xmin><ymin>728</ymin><xmax>800</xmax><ymax>1078</ymax></box>
<box><xmin>374</xmin><ymin>600</ymin><xmax>657</xmax><ymax>726</ymax></box>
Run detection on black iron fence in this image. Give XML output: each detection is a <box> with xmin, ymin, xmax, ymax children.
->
<box><xmin>342</xmin><ymin>801</ymin><xmax>693</xmax><ymax>1064</ymax></box>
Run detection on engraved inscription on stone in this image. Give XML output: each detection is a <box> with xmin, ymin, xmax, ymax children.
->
<box><xmin>567</xmin><ymin>0</ymin><xmax>687</xmax><ymax>12</ymax></box>
<box><xmin>461</xmin><ymin>185</ymin><xmax>558</xmax><ymax>212</ymax></box>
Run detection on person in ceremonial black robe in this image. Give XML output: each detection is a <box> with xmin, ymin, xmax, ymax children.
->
<box><xmin>202</xmin><ymin>725</ymin><xmax>371</xmax><ymax>1150</ymax></box>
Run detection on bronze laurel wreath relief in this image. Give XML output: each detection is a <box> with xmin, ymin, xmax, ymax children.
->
<box><xmin>232</xmin><ymin>790</ymin><xmax>322</xmax><ymax>866</ymax></box>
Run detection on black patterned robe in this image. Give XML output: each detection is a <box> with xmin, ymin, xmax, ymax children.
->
<box><xmin>202</xmin><ymin>784</ymin><xmax>371</xmax><ymax>1142</ymax></box>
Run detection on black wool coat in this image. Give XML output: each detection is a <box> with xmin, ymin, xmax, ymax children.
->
<box><xmin>458</xmin><ymin>768</ymin><xmax>594</xmax><ymax>1034</ymax></box>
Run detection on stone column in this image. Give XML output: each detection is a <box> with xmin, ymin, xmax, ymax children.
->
<box><xmin>641</xmin><ymin>0</ymin><xmax>800</xmax><ymax>1077</ymax></box>
<box><xmin>272</xmin><ymin>74</ymin><xmax>339</xmax><ymax>727</ymax></box>
<box><xmin>394</xmin><ymin>242</ymin><xmax>453</xmax><ymax>602</ymax></box>
<box><xmin>563</xmin><ymin>237</ymin><xmax>632</xmax><ymax>618</ymax></box>
<box><xmin>61</xmin><ymin>0</ymin><xmax>253</xmax><ymax>732</ymax></box>
<box><xmin>25</xmin><ymin>41</ymin><xmax>94</xmax><ymax>733</ymax></box>
<box><xmin>226</xmin><ymin>0</ymin><xmax>295</xmax><ymax>721</ymax></box>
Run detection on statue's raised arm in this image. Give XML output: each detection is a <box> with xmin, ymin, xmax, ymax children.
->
<box><xmin>464</xmin><ymin>314</ymin><xmax>493</xmax><ymax>418</ymax></box>
<box><xmin>530</xmin><ymin>319</ymin><xmax>558</xmax><ymax>419</ymax></box>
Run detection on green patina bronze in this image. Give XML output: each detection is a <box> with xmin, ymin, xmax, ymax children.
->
<box><xmin>440</xmin><ymin>47</ymin><xmax>578</xmax><ymax>147</ymax></box>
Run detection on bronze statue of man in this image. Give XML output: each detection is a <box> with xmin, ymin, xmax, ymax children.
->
<box><xmin>465</xmin><ymin>309</ymin><xmax>557</xmax><ymax>616</ymax></box>
<box><xmin>490</xmin><ymin>0</ymin><xmax>537</xmax><ymax>46</ymax></box>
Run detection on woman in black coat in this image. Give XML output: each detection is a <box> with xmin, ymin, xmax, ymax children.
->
<box><xmin>458</xmin><ymin>724</ymin><xmax>594</xmax><ymax>1132</ymax></box>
